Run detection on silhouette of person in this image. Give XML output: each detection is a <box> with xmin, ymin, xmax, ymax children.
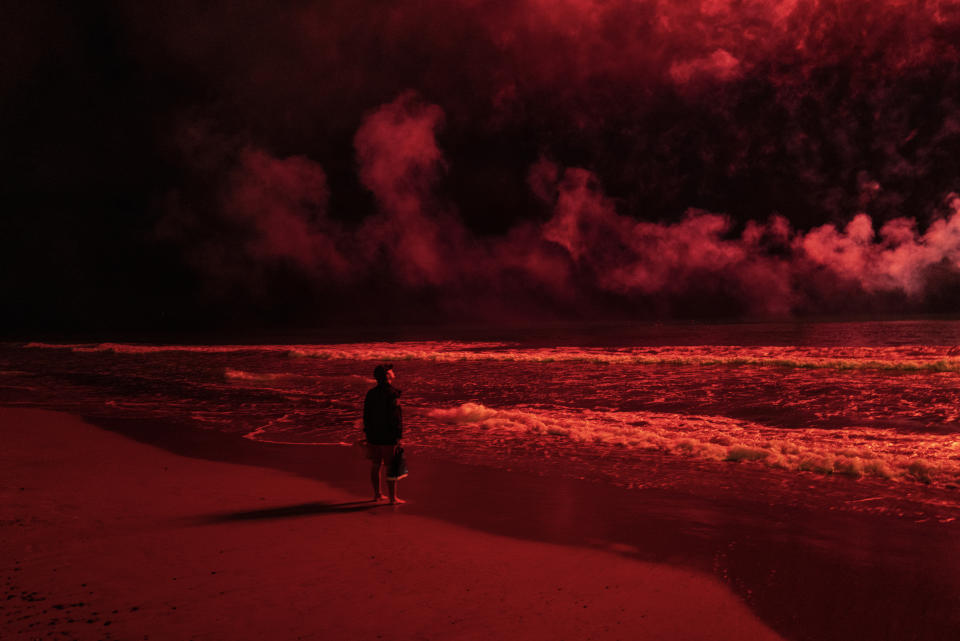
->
<box><xmin>363</xmin><ymin>363</ymin><xmax>404</xmax><ymax>504</ymax></box>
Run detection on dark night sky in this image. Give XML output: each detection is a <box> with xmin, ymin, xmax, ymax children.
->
<box><xmin>4</xmin><ymin>0</ymin><xmax>960</xmax><ymax>335</ymax></box>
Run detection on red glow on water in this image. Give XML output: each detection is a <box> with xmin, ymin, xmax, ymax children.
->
<box><xmin>16</xmin><ymin>338</ymin><xmax>960</xmax><ymax>489</ymax></box>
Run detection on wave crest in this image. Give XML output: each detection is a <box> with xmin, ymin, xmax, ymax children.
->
<box><xmin>426</xmin><ymin>402</ymin><xmax>960</xmax><ymax>484</ymax></box>
<box><xmin>22</xmin><ymin>341</ymin><xmax>960</xmax><ymax>372</ymax></box>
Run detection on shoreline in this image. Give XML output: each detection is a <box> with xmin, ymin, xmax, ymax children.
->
<box><xmin>3</xmin><ymin>406</ymin><xmax>959</xmax><ymax>639</ymax></box>
<box><xmin>2</xmin><ymin>407</ymin><xmax>785</xmax><ymax>641</ymax></box>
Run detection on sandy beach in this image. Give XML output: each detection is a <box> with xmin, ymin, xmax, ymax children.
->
<box><xmin>3</xmin><ymin>405</ymin><xmax>959</xmax><ymax>640</ymax></box>
<box><xmin>1</xmin><ymin>407</ymin><xmax>787</xmax><ymax>640</ymax></box>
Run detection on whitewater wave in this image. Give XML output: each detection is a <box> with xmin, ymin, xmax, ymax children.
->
<box><xmin>223</xmin><ymin>369</ymin><xmax>372</xmax><ymax>388</ymax></box>
<box><xmin>224</xmin><ymin>368</ymin><xmax>297</xmax><ymax>382</ymax></box>
<box><xmin>290</xmin><ymin>344</ymin><xmax>960</xmax><ymax>372</ymax></box>
<box><xmin>22</xmin><ymin>341</ymin><xmax>960</xmax><ymax>372</ymax></box>
<box><xmin>426</xmin><ymin>402</ymin><xmax>960</xmax><ymax>485</ymax></box>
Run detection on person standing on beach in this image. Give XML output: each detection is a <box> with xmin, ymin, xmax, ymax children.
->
<box><xmin>363</xmin><ymin>364</ymin><xmax>404</xmax><ymax>504</ymax></box>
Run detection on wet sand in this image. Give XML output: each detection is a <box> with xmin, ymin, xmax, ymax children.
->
<box><xmin>1</xmin><ymin>407</ymin><xmax>784</xmax><ymax>640</ymax></box>
<box><xmin>2</xmin><ymin>406</ymin><xmax>958</xmax><ymax>640</ymax></box>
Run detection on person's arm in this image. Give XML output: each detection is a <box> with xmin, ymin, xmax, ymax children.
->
<box><xmin>396</xmin><ymin>403</ymin><xmax>403</xmax><ymax>440</ymax></box>
<box><xmin>392</xmin><ymin>394</ymin><xmax>403</xmax><ymax>441</ymax></box>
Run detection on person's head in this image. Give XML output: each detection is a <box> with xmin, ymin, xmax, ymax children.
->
<box><xmin>373</xmin><ymin>363</ymin><xmax>395</xmax><ymax>385</ymax></box>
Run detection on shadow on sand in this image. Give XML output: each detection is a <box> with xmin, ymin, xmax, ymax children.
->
<box><xmin>191</xmin><ymin>500</ymin><xmax>385</xmax><ymax>525</ymax></box>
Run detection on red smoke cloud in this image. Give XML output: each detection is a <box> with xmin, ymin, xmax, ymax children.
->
<box><xmin>354</xmin><ymin>92</ymin><xmax>463</xmax><ymax>287</ymax></box>
<box><xmin>801</xmin><ymin>201</ymin><xmax>960</xmax><ymax>297</ymax></box>
<box><xmin>223</xmin><ymin>148</ymin><xmax>347</xmax><ymax>277</ymax></box>
<box><xmin>530</xmin><ymin>160</ymin><xmax>960</xmax><ymax>316</ymax></box>
<box><xmin>7</xmin><ymin>1</ymin><xmax>960</xmax><ymax>327</ymax></box>
<box><xmin>123</xmin><ymin>1</ymin><xmax>960</xmax><ymax>131</ymax></box>
<box><xmin>168</xmin><ymin>90</ymin><xmax>960</xmax><ymax>320</ymax></box>
<box><xmin>136</xmin><ymin>0</ymin><xmax>960</xmax><ymax>320</ymax></box>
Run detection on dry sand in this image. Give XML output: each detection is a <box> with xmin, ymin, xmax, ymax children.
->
<box><xmin>0</xmin><ymin>407</ymin><xmax>785</xmax><ymax>640</ymax></box>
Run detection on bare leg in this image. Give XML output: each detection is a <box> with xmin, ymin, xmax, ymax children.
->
<box><xmin>388</xmin><ymin>480</ymin><xmax>404</xmax><ymax>504</ymax></box>
<box><xmin>370</xmin><ymin>463</ymin><xmax>383</xmax><ymax>500</ymax></box>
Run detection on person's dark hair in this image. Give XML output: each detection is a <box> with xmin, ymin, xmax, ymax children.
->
<box><xmin>373</xmin><ymin>363</ymin><xmax>393</xmax><ymax>383</ymax></box>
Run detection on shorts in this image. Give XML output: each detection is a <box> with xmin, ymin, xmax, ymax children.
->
<box><xmin>368</xmin><ymin>443</ymin><xmax>397</xmax><ymax>466</ymax></box>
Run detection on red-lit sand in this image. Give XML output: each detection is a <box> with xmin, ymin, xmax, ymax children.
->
<box><xmin>0</xmin><ymin>407</ymin><xmax>784</xmax><ymax>640</ymax></box>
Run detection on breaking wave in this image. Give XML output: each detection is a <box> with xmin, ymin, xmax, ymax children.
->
<box><xmin>224</xmin><ymin>368</ymin><xmax>297</xmax><ymax>382</ymax></box>
<box><xmin>426</xmin><ymin>402</ymin><xmax>960</xmax><ymax>485</ymax></box>
<box><xmin>224</xmin><ymin>368</ymin><xmax>371</xmax><ymax>383</ymax></box>
<box><xmin>22</xmin><ymin>341</ymin><xmax>960</xmax><ymax>372</ymax></box>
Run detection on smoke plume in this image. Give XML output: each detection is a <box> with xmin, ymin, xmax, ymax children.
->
<box><xmin>169</xmin><ymin>90</ymin><xmax>960</xmax><ymax>320</ymax></box>
<box><xmin>6</xmin><ymin>1</ymin><xmax>960</xmax><ymax>326</ymax></box>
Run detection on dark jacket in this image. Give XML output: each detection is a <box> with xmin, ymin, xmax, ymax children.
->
<box><xmin>363</xmin><ymin>383</ymin><xmax>402</xmax><ymax>445</ymax></box>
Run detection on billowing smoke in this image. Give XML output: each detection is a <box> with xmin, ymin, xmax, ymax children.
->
<box><xmin>530</xmin><ymin>164</ymin><xmax>960</xmax><ymax>317</ymax></box>
<box><xmin>353</xmin><ymin>92</ymin><xmax>460</xmax><ymax>287</ymax></box>
<box><xmin>223</xmin><ymin>148</ymin><xmax>346</xmax><ymax>277</ymax></box>
<box><xmin>167</xmin><ymin>89</ymin><xmax>960</xmax><ymax>320</ymax></box>
<box><xmin>8</xmin><ymin>1</ymin><xmax>959</xmax><ymax>325</ymax></box>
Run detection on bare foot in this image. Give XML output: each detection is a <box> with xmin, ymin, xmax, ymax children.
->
<box><xmin>389</xmin><ymin>497</ymin><xmax>406</xmax><ymax>505</ymax></box>
<box><xmin>373</xmin><ymin>494</ymin><xmax>385</xmax><ymax>502</ymax></box>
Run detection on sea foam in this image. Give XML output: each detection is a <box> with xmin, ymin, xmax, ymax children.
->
<box><xmin>426</xmin><ymin>402</ymin><xmax>960</xmax><ymax>485</ymax></box>
<box><xmin>24</xmin><ymin>341</ymin><xmax>960</xmax><ymax>372</ymax></box>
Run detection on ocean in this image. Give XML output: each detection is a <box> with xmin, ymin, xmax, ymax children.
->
<box><xmin>3</xmin><ymin>320</ymin><xmax>960</xmax><ymax>520</ymax></box>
